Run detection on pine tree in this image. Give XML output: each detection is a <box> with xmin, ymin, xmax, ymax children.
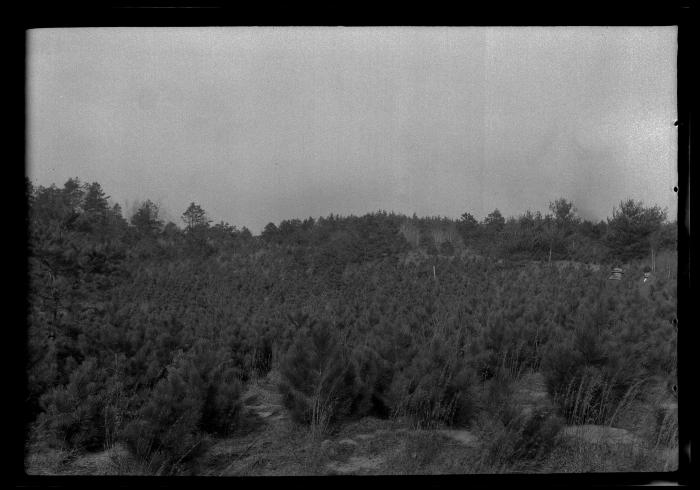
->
<box><xmin>181</xmin><ymin>202</ymin><xmax>211</xmax><ymax>232</ymax></box>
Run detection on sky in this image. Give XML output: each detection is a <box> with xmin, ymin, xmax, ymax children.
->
<box><xmin>27</xmin><ymin>27</ymin><xmax>678</xmax><ymax>234</ymax></box>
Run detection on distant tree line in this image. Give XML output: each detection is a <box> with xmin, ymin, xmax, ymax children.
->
<box><xmin>400</xmin><ymin>198</ymin><xmax>674</xmax><ymax>266</ymax></box>
<box><xmin>27</xmin><ymin>177</ymin><xmax>675</xmax><ymax>272</ymax></box>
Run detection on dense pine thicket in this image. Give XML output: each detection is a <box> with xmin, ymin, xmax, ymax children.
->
<box><xmin>26</xmin><ymin>177</ymin><xmax>677</xmax><ymax>470</ymax></box>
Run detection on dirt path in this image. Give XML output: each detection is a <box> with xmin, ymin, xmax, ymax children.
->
<box><xmin>511</xmin><ymin>371</ymin><xmax>551</xmax><ymax>417</ymax></box>
<box><xmin>199</xmin><ymin>373</ymin><xmax>487</xmax><ymax>476</ymax></box>
<box><xmin>199</xmin><ymin>375</ymin><xmax>303</xmax><ymax>476</ymax></box>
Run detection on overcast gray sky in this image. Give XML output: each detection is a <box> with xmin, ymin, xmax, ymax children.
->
<box><xmin>27</xmin><ymin>27</ymin><xmax>677</xmax><ymax>233</ymax></box>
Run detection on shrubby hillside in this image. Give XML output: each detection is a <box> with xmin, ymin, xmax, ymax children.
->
<box><xmin>25</xmin><ymin>177</ymin><xmax>678</xmax><ymax>474</ymax></box>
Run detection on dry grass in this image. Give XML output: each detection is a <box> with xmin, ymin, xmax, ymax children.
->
<box><xmin>542</xmin><ymin>434</ymin><xmax>674</xmax><ymax>473</ymax></box>
<box><xmin>24</xmin><ymin>447</ymin><xmax>78</xmax><ymax>475</ymax></box>
<box><xmin>24</xmin><ymin>442</ymin><xmax>144</xmax><ymax>476</ymax></box>
<box><xmin>25</xmin><ymin>366</ymin><xmax>678</xmax><ymax>476</ymax></box>
<box><xmin>653</xmin><ymin>406</ymin><xmax>678</xmax><ymax>449</ymax></box>
<box><xmin>540</xmin><ymin>374</ymin><xmax>678</xmax><ymax>473</ymax></box>
<box><xmin>553</xmin><ymin>370</ymin><xmax>644</xmax><ymax>427</ymax></box>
